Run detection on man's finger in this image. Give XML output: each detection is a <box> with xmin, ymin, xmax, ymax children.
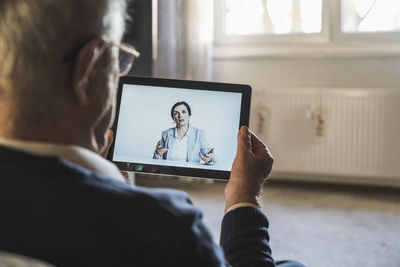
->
<box><xmin>121</xmin><ymin>171</ymin><xmax>130</xmax><ymax>180</ymax></box>
<box><xmin>107</xmin><ymin>129</ymin><xmax>114</xmax><ymax>145</ymax></box>
<box><xmin>237</xmin><ymin>126</ymin><xmax>253</xmax><ymax>156</ymax></box>
<box><xmin>250</xmin><ymin>130</ymin><xmax>268</xmax><ymax>156</ymax></box>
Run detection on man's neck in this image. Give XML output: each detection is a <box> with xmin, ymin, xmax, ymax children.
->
<box><xmin>0</xmin><ymin>137</ymin><xmax>126</xmax><ymax>183</ymax></box>
<box><xmin>0</xmin><ymin>96</ymin><xmax>111</xmax><ymax>156</ymax></box>
<box><xmin>0</xmin><ymin>118</ymin><xmax>95</xmax><ymax>154</ymax></box>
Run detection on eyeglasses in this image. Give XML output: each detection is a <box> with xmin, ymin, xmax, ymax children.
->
<box><xmin>62</xmin><ymin>38</ymin><xmax>140</xmax><ymax>76</ymax></box>
<box><xmin>112</xmin><ymin>42</ymin><xmax>140</xmax><ymax>76</ymax></box>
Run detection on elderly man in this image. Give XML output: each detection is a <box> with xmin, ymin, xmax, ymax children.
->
<box><xmin>0</xmin><ymin>1</ymin><xmax>303</xmax><ymax>266</ymax></box>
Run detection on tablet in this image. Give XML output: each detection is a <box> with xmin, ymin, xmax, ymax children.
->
<box><xmin>108</xmin><ymin>76</ymin><xmax>251</xmax><ymax>180</ymax></box>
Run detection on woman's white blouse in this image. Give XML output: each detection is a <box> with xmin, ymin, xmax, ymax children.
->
<box><xmin>167</xmin><ymin>128</ymin><xmax>189</xmax><ymax>161</ymax></box>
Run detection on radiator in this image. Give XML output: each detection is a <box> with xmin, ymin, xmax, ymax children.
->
<box><xmin>250</xmin><ymin>88</ymin><xmax>400</xmax><ymax>186</ymax></box>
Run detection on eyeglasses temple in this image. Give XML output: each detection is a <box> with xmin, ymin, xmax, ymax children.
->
<box><xmin>120</xmin><ymin>43</ymin><xmax>141</xmax><ymax>58</ymax></box>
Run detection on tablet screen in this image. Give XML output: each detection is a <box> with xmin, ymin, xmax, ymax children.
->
<box><xmin>108</xmin><ymin>76</ymin><xmax>251</xmax><ymax>180</ymax></box>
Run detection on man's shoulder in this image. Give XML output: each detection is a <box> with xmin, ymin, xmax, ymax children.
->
<box><xmin>0</xmin><ymin>148</ymin><xmax>202</xmax><ymax>236</ymax></box>
<box><xmin>89</xmin><ymin>173</ymin><xmax>194</xmax><ymax>212</ymax></box>
<box><xmin>69</xmin><ymin>165</ymin><xmax>203</xmax><ymax>226</ymax></box>
<box><xmin>61</xmin><ymin>165</ymin><xmax>197</xmax><ymax>220</ymax></box>
<box><xmin>0</xmin><ymin>145</ymin><xmax>196</xmax><ymax>222</ymax></box>
<box><xmin>0</xmin><ymin>150</ymin><xmax>218</xmax><ymax>266</ymax></box>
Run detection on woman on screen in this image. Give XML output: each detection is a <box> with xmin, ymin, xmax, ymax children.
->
<box><xmin>153</xmin><ymin>101</ymin><xmax>216</xmax><ymax>165</ymax></box>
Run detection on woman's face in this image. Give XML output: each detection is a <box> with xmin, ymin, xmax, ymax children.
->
<box><xmin>173</xmin><ymin>104</ymin><xmax>190</xmax><ymax>128</ymax></box>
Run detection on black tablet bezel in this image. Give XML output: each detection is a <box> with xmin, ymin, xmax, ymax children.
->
<box><xmin>107</xmin><ymin>76</ymin><xmax>252</xmax><ymax>180</ymax></box>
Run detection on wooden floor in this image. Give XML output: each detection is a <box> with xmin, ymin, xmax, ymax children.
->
<box><xmin>136</xmin><ymin>174</ymin><xmax>400</xmax><ymax>267</ymax></box>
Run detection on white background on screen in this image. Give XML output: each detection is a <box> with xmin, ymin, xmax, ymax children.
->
<box><xmin>113</xmin><ymin>84</ymin><xmax>242</xmax><ymax>171</ymax></box>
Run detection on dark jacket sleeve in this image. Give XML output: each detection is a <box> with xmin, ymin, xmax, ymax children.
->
<box><xmin>220</xmin><ymin>207</ymin><xmax>275</xmax><ymax>267</ymax></box>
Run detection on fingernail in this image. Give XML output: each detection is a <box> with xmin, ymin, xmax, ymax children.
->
<box><xmin>108</xmin><ymin>130</ymin><xmax>113</xmax><ymax>138</ymax></box>
<box><xmin>122</xmin><ymin>172</ymin><xmax>130</xmax><ymax>179</ymax></box>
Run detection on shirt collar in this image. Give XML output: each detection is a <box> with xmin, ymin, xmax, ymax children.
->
<box><xmin>174</xmin><ymin>124</ymin><xmax>190</xmax><ymax>140</ymax></box>
<box><xmin>0</xmin><ymin>138</ymin><xmax>125</xmax><ymax>183</ymax></box>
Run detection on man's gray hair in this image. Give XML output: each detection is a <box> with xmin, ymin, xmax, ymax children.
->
<box><xmin>0</xmin><ymin>0</ymin><xmax>127</xmax><ymax>97</ymax></box>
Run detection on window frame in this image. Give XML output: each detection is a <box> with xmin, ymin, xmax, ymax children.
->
<box><xmin>332</xmin><ymin>0</ymin><xmax>400</xmax><ymax>43</ymax></box>
<box><xmin>213</xmin><ymin>0</ymin><xmax>400</xmax><ymax>58</ymax></box>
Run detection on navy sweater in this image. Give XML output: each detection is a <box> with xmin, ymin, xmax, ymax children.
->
<box><xmin>0</xmin><ymin>145</ymin><xmax>274</xmax><ymax>266</ymax></box>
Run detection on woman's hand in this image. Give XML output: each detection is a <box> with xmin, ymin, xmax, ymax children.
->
<box><xmin>155</xmin><ymin>139</ymin><xmax>168</xmax><ymax>156</ymax></box>
<box><xmin>199</xmin><ymin>148</ymin><xmax>214</xmax><ymax>164</ymax></box>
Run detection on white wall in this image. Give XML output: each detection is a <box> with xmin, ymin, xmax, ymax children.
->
<box><xmin>212</xmin><ymin>57</ymin><xmax>400</xmax><ymax>88</ymax></box>
<box><xmin>212</xmin><ymin>55</ymin><xmax>400</xmax><ymax>184</ymax></box>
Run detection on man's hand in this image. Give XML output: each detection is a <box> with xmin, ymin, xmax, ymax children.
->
<box><xmin>199</xmin><ymin>148</ymin><xmax>214</xmax><ymax>163</ymax></box>
<box><xmin>99</xmin><ymin>130</ymin><xmax>114</xmax><ymax>158</ymax></box>
<box><xmin>224</xmin><ymin>126</ymin><xmax>273</xmax><ymax>212</ymax></box>
<box><xmin>99</xmin><ymin>130</ymin><xmax>132</xmax><ymax>184</ymax></box>
<box><xmin>155</xmin><ymin>139</ymin><xmax>168</xmax><ymax>156</ymax></box>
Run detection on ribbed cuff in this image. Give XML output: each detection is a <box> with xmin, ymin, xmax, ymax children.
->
<box><xmin>220</xmin><ymin>206</ymin><xmax>269</xmax><ymax>244</ymax></box>
<box><xmin>225</xmin><ymin>202</ymin><xmax>260</xmax><ymax>215</ymax></box>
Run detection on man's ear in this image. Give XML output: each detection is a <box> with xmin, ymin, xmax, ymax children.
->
<box><xmin>73</xmin><ymin>36</ymin><xmax>105</xmax><ymax>107</ymax></box>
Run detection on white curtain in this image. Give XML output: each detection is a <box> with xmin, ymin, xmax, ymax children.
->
<box><xmin>154</xmin><ymin>0</ymin><xmax>213</xmax><ymax>81</ymax></box>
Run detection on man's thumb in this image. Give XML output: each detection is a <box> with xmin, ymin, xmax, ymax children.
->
<box><xmin>100</xmin><ymin>130</ymin><xmax>114</xmax><ymax>158</ymax></box>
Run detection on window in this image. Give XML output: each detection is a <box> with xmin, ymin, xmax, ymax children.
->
<box><xmin>214</xmin><ymin>0</ymin><xmax>400</xmax><ymax>57</ymax></box>
<box><xmin>341</xmin><ymin>0</ymin><xmax>400</xmax><ymax>33</ymax></box>
<box><xmin>224</xmin><ymin>0</ymin><xmax>323</xmax><ymax>35</ymax></box>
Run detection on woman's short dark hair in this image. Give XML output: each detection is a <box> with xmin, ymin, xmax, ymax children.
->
<box><xmin>171</xmin><ymin>101</ymin><xmax>191</xmax><ymax>119</ymax></box>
